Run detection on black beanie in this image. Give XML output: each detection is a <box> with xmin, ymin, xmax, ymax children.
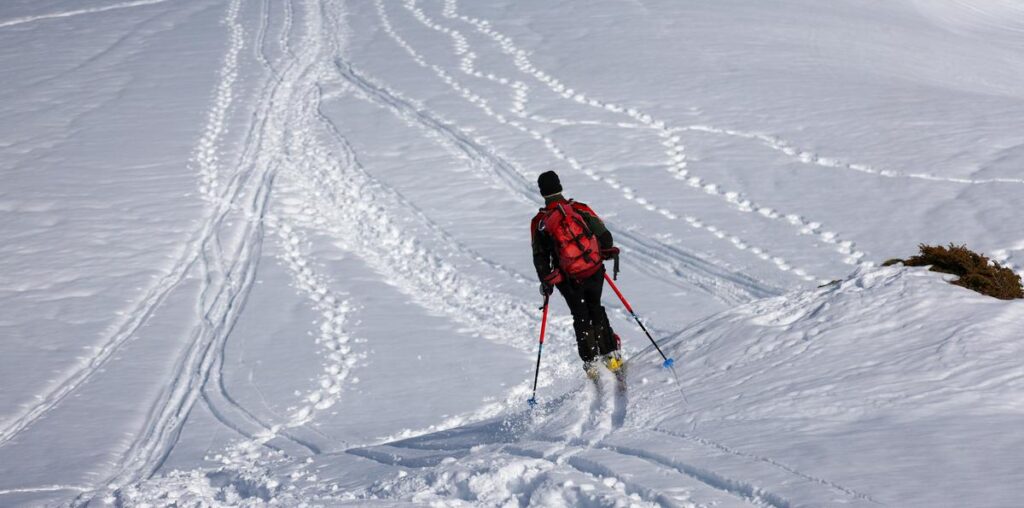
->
<box><xmin>537</xmin><ymin>171</ymin><xmax>562</xmax><ymax>197</ymax></box>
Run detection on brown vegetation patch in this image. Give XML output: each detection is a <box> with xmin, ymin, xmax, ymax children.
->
<box><xmin>885</xmin><ymin>244</ymin><xmax>1023</xmax><ymax>300</ymax></box>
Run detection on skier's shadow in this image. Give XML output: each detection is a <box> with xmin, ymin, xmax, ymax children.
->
<box><xmin>347</xmin><ymin>388</ymin><xmax>583</xmax><ymax>467</ymax></box>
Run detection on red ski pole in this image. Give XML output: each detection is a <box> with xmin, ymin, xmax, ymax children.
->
<box><xmin>527</xmin><ymin>294</ymin><xmax>550</xmax><ymax>407</ymax></box>
<box><xmin>604</xmin><ymin>273</ymin><xmax>674</xmax><ymax>368</ymax></box>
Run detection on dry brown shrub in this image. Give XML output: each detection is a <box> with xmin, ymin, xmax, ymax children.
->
<box><xmin>888</xmin><ymin>244</ymin><xmax>1023</xmax><ymax>300</ymax></box>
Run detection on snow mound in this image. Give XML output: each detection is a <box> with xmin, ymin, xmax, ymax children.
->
<box><xmin>338</xmin><ymin>266</ymin><xmax>1023</xmax><ymax>507</ymax></box>
<box><xmin>662</xmin><ymin>266</ymin><xmax>1023</xmax><ymax>423</ymax></box>
<box><xmin>645</xmin><ymin>266</ymin><xmax>1024</xmax><ymax>507</ymax></box>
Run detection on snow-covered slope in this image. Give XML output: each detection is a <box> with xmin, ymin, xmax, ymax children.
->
<box><xmin>121</xmin><ymin>266</ymin><xmax>1024</xmax><ymax>507</ymax></box>
<box><xmin>1</xmin><ymin>0</ymin><xmax>1021</xmax><ymax>506</ymax></box>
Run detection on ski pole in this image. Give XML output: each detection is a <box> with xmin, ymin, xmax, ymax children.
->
<box><xmin>527</xmin><ymin>294</ymin><xmax>550</xmax><ymax>407</ymax></box>
<box><xmin>603</xmin><ymin>273</ymin><xmax>674</xmax><ymax>368</ymax></box>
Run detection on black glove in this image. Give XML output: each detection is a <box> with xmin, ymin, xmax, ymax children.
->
<box><xmin>540</xmin><ymin>282</ymin><xmax>554</xmax><ymax>296</ymax></box>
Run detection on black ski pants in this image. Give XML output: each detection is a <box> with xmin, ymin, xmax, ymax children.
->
<box><xmin>556</xmin><ymin>268</ymin><xmax>619</xmax><ymax>364</ymax></box>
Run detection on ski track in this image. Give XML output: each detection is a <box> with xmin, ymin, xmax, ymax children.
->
<box><xmin>354</xmin><ymin>373</ymin><xmax>664</xmax><ymax>507</ymax></box>
<box><xmin>192</xmin><ymin>0</ymin><xmax>361</xmax><ymax>463</ymax></box>
<box><xmin>397</xmin><ymin>0</ymin><xmax>823</xmax><ymax>282</ymax></box>
<box><xmin>192</xmin><ymin>0</ymin><xmax>297</xmax><ymax>455</ymax></box>
<box><xmin>194</xmin><ymin>0</ymin><xmax>343</xmax><ymax>459</ymax></box>
<box><xmin>0</xmin><ymin>0</ymin><xmax>248</xmax><ymax>453</ymax></box>
<box><xmin>409</xmin><ymin>0</ymin><xmax>823</xmax><ymax>283</ymax></box>
<box><xmin>377</xmin><ymin>0</ymin><xmax>818</xmax><ymax>289</ymax></box>
<box><xmin>353</xmin><ymin>369</ymin><xmax>775</xmax><ymax>507</ymax></box>
<box><xmin>359</xmin><ymin>376</ymin><xmax>880</xmax><ymax>508</ymax></box>
<box><xmin>526</xmin><ymin>370</ymin><xmax>619</xmax><ymax>451</ymax></box>
<box><xmin>313</xmin><ymin>80</ymin><xmax>535</xmax><ymax>286</ymax></box>
<box><xmin>684</xmin><ymin>124</ymin><xmax>1024</xmax><ymax>186</ymax></box>
<box><xmin>71</xmin><ymin>0</ymin><xmax>329</xmax><ymax>502</ymax></box>
<box><xmin>95</xmin><ymin>158</ymin><xmax>276</xmax><ymax>504</ymax></box>
<box><xmin>195</xmin><ymin>0</ymin><xmax>246</xmax><ymax>201</ymax></box>
<box><xmin>0</xmin><ymin>0</ymin><xmax>172</xmax><ymax>29</ymax></box>
<box><xmin>272</xmin><ymin>9</ymin><xmax>637</xmax><ymax>496</ymax></box>
<box><xmin>114</xmin><ymin>3</ymin><xmax>371</xmax><ymax>502</ymax></box>
<box><xmin>66</xmin><ymin>0</ymin><xmax>597</xmax><ymax>498</ymax></box>
<box><xmin>281</xmin><ymin>0</ymin><xmax>296</xmax><ymax>61</ymax></box>
<box><xmin>190</xmin><ymin>214</ymin><xmax>362</xmax><ymax>480</ymax></box>
<box><xmin>423</xmin><ymin>0</ymin><xmax>881</xmax><ymax>270</ymax></box>
<box><xmin>295</xmin><ymin>77</ymin><xmax>579</xmax><ymax>371</ymax></box>
<box><xmin>594</xmin><ymin>443</ymin><xmax>780</xmax><ymax>508</ymax></box>
<box><xmin>335</xmin><ymin>50</ymin><xmax>776</xmax><ymax>306</ymax></box>
<box><xmin>340</xmin><ymin>278</ymin><xmax>870</xmax><ymax>506</ymax></box>
<box><xmin>303</xmin><ymin>69</ymin><xmax>692</xmax><ymax>508</ymax></box>
<box><xmin>24</xmin><ymin>6</ymin><xmax>173</xmax><ymax>90</ymax></box>
<box><xmin>0</xmin><ymin>484</ymin><xmax>88</xmax><ymax>496</ymax></box>
<box><xmin>563</xmin><ymin>448</ymin><xmax>734</xmax><ymax>508</ymax></box>
<box><xmin>649</xmin><ymin>427</ymin><xmax>879</xmax><ymax>504</ymax></box>
<box><xmin>177</xmin><ymin>0</ymin><xmax>323</xmax><ymax>455</ymax></box>
<box><xmin>520</xmin><ymin>374</ymin><xmax>746</xmax><ymax>508</ymax></box>
<box><xmin>116</xmin><ymin>0</ymin><xmax>589</xmax><ymax>495</ymax></box>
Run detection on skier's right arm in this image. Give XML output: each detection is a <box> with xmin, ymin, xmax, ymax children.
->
<box><xmin>531</xmin><ymin>215</ymin><xmax>562</xmax><ymax>294</ymax></box>
<box><xmin>531</xmin><ymin>216</ymin><xmax>555</xmax><ymax>279</ymax></box>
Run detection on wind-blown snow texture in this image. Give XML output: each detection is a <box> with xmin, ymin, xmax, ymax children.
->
<box><xmin>1</xmin><ymin>0</ymin><xmax>1022</xmax><ymax>506</ymax></box>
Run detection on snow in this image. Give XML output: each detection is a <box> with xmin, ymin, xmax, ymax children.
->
<box><xmin>1</xmin><ymin>0</ymin><xmax>1022</xmax><ymax>506</ymax></box>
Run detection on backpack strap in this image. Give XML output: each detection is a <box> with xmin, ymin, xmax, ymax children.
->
<box><xmin>556</xmin><ymin>203</ymin><xmax>594</xmax><ymax>257</ymax></box>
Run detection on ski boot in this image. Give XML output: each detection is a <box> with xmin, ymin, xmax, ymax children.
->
<box><xmin>603</xmin><ymin>350</ymin><xmax>623</xmax><ymax>373</ymax></box>
<box><xmin>603</xmin><ymin>350</ymin><xmax>626</xmax><ymax>391</ymax></box>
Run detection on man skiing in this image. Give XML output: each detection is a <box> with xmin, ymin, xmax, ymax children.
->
<box><xmin>530</xmin><ymin>170</ymin><xmax>623</xmax><ymax>376</ymax></box>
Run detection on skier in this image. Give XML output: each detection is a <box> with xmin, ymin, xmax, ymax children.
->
<box><xmin>530</xmin><ymin>170</ymin><xmax>623</xmax><ymax>377</ymax></box>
